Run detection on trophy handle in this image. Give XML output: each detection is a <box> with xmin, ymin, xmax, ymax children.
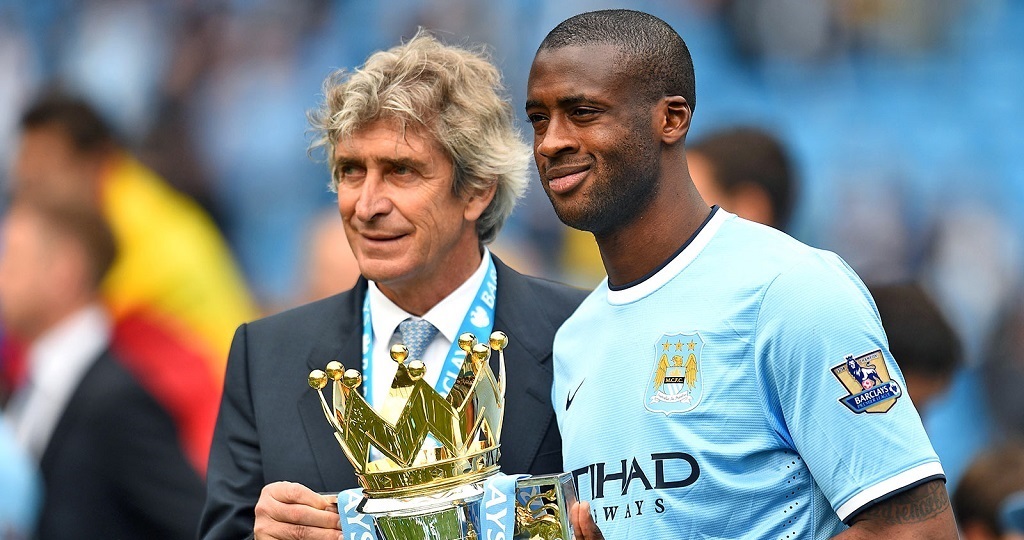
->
<box><xmin>514</xmin><ymin>472</ymin><xmax>577</xmax><ymax>540</ymax></box>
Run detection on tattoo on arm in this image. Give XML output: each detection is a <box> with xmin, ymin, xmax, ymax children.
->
<box><xmin>854</xmin><ymin>481</ymin><xmax>950</xmax><ymax>526</ymax></box>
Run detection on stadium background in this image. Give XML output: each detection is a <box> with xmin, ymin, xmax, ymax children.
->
<box><xmin>1</xmin><ymin>0</ymin><xmax>1023</xmax><ymax>494</ymax></box>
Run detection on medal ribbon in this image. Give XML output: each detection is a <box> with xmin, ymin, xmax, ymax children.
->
<box><xmin>360</xmin><ymin>253</ymin><xmax>497</xmax><ymax>406</ymax></box>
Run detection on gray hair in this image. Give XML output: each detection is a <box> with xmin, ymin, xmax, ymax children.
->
<box><xmin>309</xmin><ymin>31</ymin><xmax>529</xmax><ymax>245</ymax></box>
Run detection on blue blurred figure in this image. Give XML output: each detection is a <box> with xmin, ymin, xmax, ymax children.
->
<box><xmin>0</xmin><ymin>416</ymin><xmax>40</xmax><ymax>540</ymax></box>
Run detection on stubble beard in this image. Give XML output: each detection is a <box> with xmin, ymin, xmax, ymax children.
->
<box><xmin>546</xmin><ymin>137</ymin><xmax>661</xmax><ymax>237</ymax></box>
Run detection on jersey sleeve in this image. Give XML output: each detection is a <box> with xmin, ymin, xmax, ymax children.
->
<box><xmin>754</xmin><ymin>250</ymin><xmax>944</xmax><ymax>522</ymax></box>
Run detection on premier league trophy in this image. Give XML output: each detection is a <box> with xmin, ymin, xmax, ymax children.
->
<box><xmin>307</xmin><ymin>331</ymin><xmax>575</xmax><ymax>540</ymax></box>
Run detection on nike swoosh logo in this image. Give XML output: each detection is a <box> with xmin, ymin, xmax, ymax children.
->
<box><xmin>566</xmin><ymin>378</ymin><xmax>586</xmax><ymax>410</ymax></box>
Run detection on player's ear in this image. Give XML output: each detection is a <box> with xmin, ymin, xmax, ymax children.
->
<box><xmin>659</xmin><ymin>96</ymin><xmax>691</xmax><ymax>145</ymax></box>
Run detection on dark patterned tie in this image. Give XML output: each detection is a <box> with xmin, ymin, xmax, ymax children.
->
<box><xmin>398</xmin><ymin>318</ymin><xmax>439</xmax><ymax>361</ymax></box>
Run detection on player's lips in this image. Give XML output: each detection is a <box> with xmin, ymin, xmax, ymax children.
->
<box><xmin>543</xmin><ymin>164</ymin><xmax>591</xmax><ymax>195</ymax></box>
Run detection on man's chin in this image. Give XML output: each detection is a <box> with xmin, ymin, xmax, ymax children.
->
<box><xmin>551</xmin><ymin>202</ymin><xmax>603</xmax><ymax>234</ymax></box>
<box><xmin>356</xmin><ymin>259</ymin><xmax>413</xmax><ymax>286</ymax></box>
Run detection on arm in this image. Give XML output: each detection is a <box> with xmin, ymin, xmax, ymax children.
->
<box><xmin>199</xmin><ymin>325</ymin><xmax>342</xmax><ymax>540</ymax></box>
<box><xmin>836</xmin><ymin>480</ymin><xmax>957</xmax><ymax>540</ymax></box>
<box><xmin>756</xmin><ymin>256</ymin><xmax>950</xmax><ymax>536</ymax></box>
<box><xmin>94</xmin><ymin>360</ymin><xmax>205</xmax><ymax>539</ymax></box>
<box><xmin>568</xmin><ymin>481</ymin><xmax>957</xmax><ymax>540</ymax></box>
<box><xmin>200</xmin><ymin>324</ymin><xmax>266</xmax><ymax>539</ymax></box>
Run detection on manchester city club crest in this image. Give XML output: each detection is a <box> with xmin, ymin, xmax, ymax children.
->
<box><xmin>831</xmin><ymin>349</ymin><xmax>902</xmax><ymax>413</ymax></box>
<box><xmin>644</xmin><ymin>333</ymin><xmax>704</xmax><ymax>415</ymax></box>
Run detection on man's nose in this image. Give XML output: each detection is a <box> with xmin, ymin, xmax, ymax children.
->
<box><xmin>352</xmin><ymin>172</ymin><xmax>393</xmax><ymax>221</ymax></box>
<box><xmin>537</xmin><ymin>116</ymin><xmax>579</xmax><ymax>159</ymax></box>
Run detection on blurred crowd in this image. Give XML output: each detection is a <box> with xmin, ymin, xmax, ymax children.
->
<box><xmin>1</xmin><ymin>0</ymin><xmax>1023</xmax><ymax>538</ymax></box>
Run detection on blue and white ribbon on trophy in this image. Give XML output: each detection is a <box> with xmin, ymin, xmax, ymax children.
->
<box><xmin>481</xmin><ymin>473</ymin><xmax>528</xmax><ymax>539</ymax></box>
<box><xmin>338</xmin><ymin>473</ymin><xmax>524</xmax><ymax>540</ymax></box>
<box><xmin>339</xmin><ymin>488</ymin><xmax>377</xmax><ymax>540</ymax></box>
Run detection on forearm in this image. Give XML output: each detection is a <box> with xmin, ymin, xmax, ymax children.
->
<box><xmin>200</xmin><ymin>324</ymin><xmax>264</xmax><ymax>539</ymax></box>
<box><xmin>833</xmin><ymin>480</ymin><xmax>958</xmax><ymax>540</ymax></box>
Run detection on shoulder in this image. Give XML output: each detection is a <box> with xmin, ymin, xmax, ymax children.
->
<box><xmin>245</xmin><ymin>282</ymin><xmax>365</xmax><ymax>338</ymax></box>
<box><xmin>71</xmin><ymin>351</ymin><xmax>171</xmax><ymax>426</ymax></box>
<box><xmin>708</xmin><ymin>217</ymin><xmax>865</xmax><ymax>296</ymax></box>
<box><xmin>77</xmin><ymin>352</ymin><xmax>144</xmax><ymax>399</ymax></box>
<box><xmin>495</xmin><ymin>259</ymin><xmax>588</xmax><ymax>321</ymax></box>
<box><xmin>716</xmin><ymin>217</ymin><xmax>835</xmax><ymax>270</ymax></box>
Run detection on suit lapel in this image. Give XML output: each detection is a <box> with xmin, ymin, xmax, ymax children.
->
<box><xmin>39</xmin><ymin>350</ymin><xmax>113</xmax><ymax>471</ymax></box>
<box><xmin>490</xmin><ymin>259</ymin><xmax>557</xmax><ymax>474</ymax></box>
<box><xmin>299</xmin><ymin>265</ymin><xmax>560</xmax><ymax>483</ymax></box>
<box><xmin>298</xmin><ymin>280</ymin><xmax>368</xmax><ymax>491</ymax></box>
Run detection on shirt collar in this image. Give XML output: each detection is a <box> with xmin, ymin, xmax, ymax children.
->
<box><xmin>28</xmin><ymin>304</ymin><xmax>111</xmax><ymax>385</ymax></box>
<box><xmin>367</xmin><ymin>248</ymin><xmax>491</xmax><ymax>346</ymax></box>
<box><xmin>13</xmin><ymin>304</ymin><xmax>111</xmax><ymax>458</ymax></box>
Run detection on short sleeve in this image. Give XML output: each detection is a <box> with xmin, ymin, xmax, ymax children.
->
<box><xmin>754</xmin><ymin>250</ymin><xmax>943</xmax><ymax>522</ymax></box>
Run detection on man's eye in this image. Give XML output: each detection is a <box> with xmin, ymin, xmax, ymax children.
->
<box><xmin>571</xmin><ymin>108</ymin><xmax>598</xmax><ymax>118</ymax></box>
<box><xmin>335</xmin><ymin>165</ymin><xmax>363</xmax><ymax>184</ymax></box>
<box><xmin>526</xmin><ymin>113</ymin><xmax>548</xmax><ymax>125</ymax></box>
<box><xmin>393</xmin><ymin>165</ymin><xmax>412</xmax><ymax>175</ymax></box>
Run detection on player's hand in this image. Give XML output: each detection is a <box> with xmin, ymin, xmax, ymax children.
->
<box><xmin>254</xmin><ymin>481</ymin><xmax>341</xmax><ymax>540</ymax></box>
<box><xmin>571</xmin><ymin>500</ymin><xmax>605</xmax><ymax>540</ymax></box>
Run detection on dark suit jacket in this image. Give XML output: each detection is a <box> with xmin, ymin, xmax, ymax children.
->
<box><xmin>199</xmin><ymin>258</ymin><xmax>586</xmax><ymax>539</ymax></box>
<box><xmin>36</xmin><ymin>350</ymin><xmax>205</xmax><ymax>540</ymax></box>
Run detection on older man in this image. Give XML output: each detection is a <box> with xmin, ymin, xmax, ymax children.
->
<box><xmin>199</xmin><ymin>32</ymin><xmax>586</xmax><ymax>540</ymax></box>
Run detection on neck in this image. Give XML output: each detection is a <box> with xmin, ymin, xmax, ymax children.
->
<box><xmin>23</xmin><ymin>296</ymin><xmax>97</xmax><ymax>345</ymax></box>
<box><xmin>596</xmin><ymin>172</ymin><xmax>710</xmax><ymax>288</ymax></box>
<box><xmin>377</xmin><ymin>246</ymin><xmax>485</xmax><ymax>317</ymax></box>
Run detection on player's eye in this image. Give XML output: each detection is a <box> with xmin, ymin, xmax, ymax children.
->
<box><xmin>570</xmin><ymin>107</ymin><xmax>599</xmax><ymax>119</ymax></box>
<box><xmin>526</xmin><ymin>113</ymin><xmax>548</xmax><ymax>125</ymax></box>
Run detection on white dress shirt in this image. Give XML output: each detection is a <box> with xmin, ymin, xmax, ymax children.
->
<box><xmin>365</xmin><ymin>249</ymin><xmax>491</xmax><ymax>407</ymax></box>
<box><xmin>4</xmin><ymin>304</ymin><xmax>111</xmax><ymax>460</ymax></box>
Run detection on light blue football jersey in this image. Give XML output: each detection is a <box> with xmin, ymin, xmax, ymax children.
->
<box><xmin>553</xmin><ymin>209</ymin><xmax>943</xmax><ymax>540</ymax></box>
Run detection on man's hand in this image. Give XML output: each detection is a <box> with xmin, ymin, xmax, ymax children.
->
<box><xmin>571</xmin><ymin>501</ymin><xmax>605</xmax><ymax>540</ymax></box>
<box><xmin>254</xmin><ymin>481</ymin><xmax>342</xmax><ymax>540</ymax></box>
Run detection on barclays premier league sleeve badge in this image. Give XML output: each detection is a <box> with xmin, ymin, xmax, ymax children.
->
<box><xmin>830</xmin><ymin>350</ymin><xmax>902</xmax><ymax>413</ymax></box>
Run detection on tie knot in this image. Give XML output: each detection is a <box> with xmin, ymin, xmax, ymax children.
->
<box><xmin>398</xmin><ymin>318</ymin><xmax>439</xmax><ymax>361</ymax></box>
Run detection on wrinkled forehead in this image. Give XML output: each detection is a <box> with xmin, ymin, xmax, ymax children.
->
<box><xmin>333</xmin><ymin>118</ymin><xmax>442</xmax><ymax>158</ymax></box>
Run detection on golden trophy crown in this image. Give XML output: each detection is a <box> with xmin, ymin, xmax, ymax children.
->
<box><xmin>308</xmin><ymin>331</ymin><xmax>508</xmax><ymax>499</ymax></box>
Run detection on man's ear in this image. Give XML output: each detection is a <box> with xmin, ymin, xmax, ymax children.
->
<box><xmin>659</xmin><ymin>96</ymin><xmax>691</xmax><ymax>146</ymax></box>
<box><xmin>464</xmin><ymin>179</ymin><xmax>498</xmax><ymax>222</ymax></box>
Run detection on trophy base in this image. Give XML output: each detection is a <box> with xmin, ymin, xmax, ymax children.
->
<box><xmin>360</xmin><ymin>483</ymin><xmax>484</xmax><ymax>540</ymax></box>
<box><xmin>355</xmin><ymin>472</ymin><xmax>576</xmax><ymax>540</ymax></box>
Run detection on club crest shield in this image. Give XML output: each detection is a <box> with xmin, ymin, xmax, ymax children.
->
<box><xmin>831</xmin><ymin>349</ymin><xmax>902</xmax><ymax>413</ymax></box>
<box><xmin>645</xmin><ymin>333</ymin><xmax>704</xmax><ymax>415</ymax></box>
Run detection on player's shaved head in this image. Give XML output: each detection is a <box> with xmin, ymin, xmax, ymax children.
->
<box><xmin>538</xmin><ymin>9</ymin><xmax>696</xmax><ymax>111</ymax></box>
